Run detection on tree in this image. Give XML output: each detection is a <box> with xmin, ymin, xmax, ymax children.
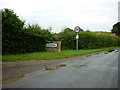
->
<box><xmin>1</xmin><ymin>8</ymin><xmax>25</xmax><ymax>54</ymax></box>
<box><xmin>2</xmin><ymin>8</ymin><xmax>25</xmax><ymax>32</ymax></box>
<box><xmin>111</xmin><ymin>22</ymin><xmax>120</xmax><ymax>36</ymax></box>
<box><xmin>1</xmin><ymin>8</ymin><xmax>55</xmax><ymax>54</ymax></box>
<box><xmin>86</xmin><ymin>30</ymin><xmax>90</xmax><ymax>32</ymax></box>
<box><xmin>63</xmin><ymin>28</ymin><xmax>73</xmax><ymax>32</ymax></box>
<box><xmin>26</xmin><ymin>24</ymin><xmax>54</xmax><ymax>40</ymax></box>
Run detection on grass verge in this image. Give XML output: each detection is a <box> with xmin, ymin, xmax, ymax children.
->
<box><xmin>2</xmin><ymin>47</ymin><xmax>118</xmax><ymax>62</ymax></box>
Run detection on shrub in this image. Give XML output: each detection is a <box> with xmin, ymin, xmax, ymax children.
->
<box><xmin>58</xmin><ymin>29</ymin><xmax>120</xmax><ymax>50</ymax></box>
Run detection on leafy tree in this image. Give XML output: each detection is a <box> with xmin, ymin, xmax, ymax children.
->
<box><xmin>111</xmin><ymin>22</ymin><xmax>120</xmax><ymax>36</ymax></box>
<box><xmin>1</xmin><ymin>9</ymin><xmax>53</xmax><ymax>54</ymax></box>
<box><xmin>64</xmin><ymin>28</ymin><xmax>73</xmax><ymax>32</ymax></box>
<box><xmin>26</xmin><ymin>24</ymin><xmax>54</xmax><ymax>40</ymax></box>
<box><xmin>86</xmin><ymin>30</ymin><xmax>90</xmax><ymax>32</ymax></box>
<box><xmin>2</xmin><ymin>8</ymin><xmax>25</xmax><ymax>33</ymax></box>
<box><xmin>2</xmin><ymin>8</ymin><xmax>25</xmax><ymax>54</ymax></box>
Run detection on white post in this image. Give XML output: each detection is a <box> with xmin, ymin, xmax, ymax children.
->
<box><xmin>76</xmin><ymin>33</ymin><xmax>79</xmax><ymax>50</ymax></box>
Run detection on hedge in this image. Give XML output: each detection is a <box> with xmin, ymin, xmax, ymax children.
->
<box><xmin>58</xmin><ymin>30</ymin><xmax>120</xmax><ymax>50</ymax></box>
<box><xmin>2</xmin><ymin>30</ymin><xmax>46</xmax><ymax>55</ymax></box>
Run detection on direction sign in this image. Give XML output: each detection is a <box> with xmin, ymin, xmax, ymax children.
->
<box><xmin>74</xmin><ymin>26</ymin><xmax>81</xmax><ymax>33</ymax></box>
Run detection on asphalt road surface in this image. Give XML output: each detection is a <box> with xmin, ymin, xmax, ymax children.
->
<box><xmin>3</xmin><ymin>49</ymin><xmax>119</xmax><ymax>88</ymax></box>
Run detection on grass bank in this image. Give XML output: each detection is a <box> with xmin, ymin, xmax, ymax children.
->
<box><xmin>2</xmin><ymin>47</ymin><xmax>118</xmax><ymax>62</ymax></box>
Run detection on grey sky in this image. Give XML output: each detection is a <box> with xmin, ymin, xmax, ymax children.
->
<box><xmin>118</xmin><ymin>1</ymin><xmax>120</xmax><ymax>22</ymax></box>
<box><xmin>0</xmin><ymin>0</ymin><xmax>119</xmax><ymax>33</ymax></box>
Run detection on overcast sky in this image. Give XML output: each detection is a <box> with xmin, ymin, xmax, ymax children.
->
<box><xmin>0</xmin><ymin>0</ymin><xmax>119</xmax><ymax>33</ymax></box>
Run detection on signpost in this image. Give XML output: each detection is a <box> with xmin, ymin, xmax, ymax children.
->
<box><xmin>46</xmin><ymin>41</ymin><xmax>61</xmax><ymax>52</ymax></box>
<box><xmin>74</xmin><ymin>26</ymin><xmax>81</xmax><ymax>50</ymax></box>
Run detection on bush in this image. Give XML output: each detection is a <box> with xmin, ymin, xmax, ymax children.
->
<box><xmin>58</xmin><ymin>29</ymin><xmax>120</xmax><ymax>50</ymax></box>
<box><xmin>2</xmin><ymin>30</ymin><xmax>47</xmax><ymax>54</ymax></box>
<box><xmin>58</xmin><ymin>28</ymin><xmax>76</xmax><ymax>49</ymax></box>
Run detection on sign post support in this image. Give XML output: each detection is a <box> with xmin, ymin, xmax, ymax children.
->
<box><xmin>76</xmin><ymin>33</ymin><xmax>79</xmax><ymax>50</ymax></box>
<box><xmin>74</xmin><ymin>26</ymin><xmax>81</xmax><ymax>50</ymax></box>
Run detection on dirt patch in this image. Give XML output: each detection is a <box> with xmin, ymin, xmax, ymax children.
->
<box><xmin>2</xmin><ymin>75</ymin><xmax>24</xmax><ymax>84</ymax></box>
<box><xmin>104</xmin><ymin>49</ymin><xmax>115</xmax><ymax>54</ymax></box>
<box><xmin>107</xmin><ymin>49</ymin><xmax>115</xmax><ymax>52</ymax></box>
<box><xmin>2</xmin><ymin>59</ymin><xmax>71</xmax><ymax>80</ymax></box>
<box><xmin>86</xmin><ymin>55</ymin><xmax>92</xmax><ymax>57</ymax></box>
<box><xmin>45</xmin><ymin>64</ymin><xmax>66</xmax><ymax>70</ymax></box>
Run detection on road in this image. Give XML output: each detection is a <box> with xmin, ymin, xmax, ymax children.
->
<box><xmin>3</xmin><ymin>49</ymin><xmax>119</xmax><ymax>88</ymax></box>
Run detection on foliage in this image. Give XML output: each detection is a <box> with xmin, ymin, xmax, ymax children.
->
<box><xmin>2</xmin><ymin>8</ymin><xmax>53</xmax><ymax>55</ymax></box>
<box><xmin>111</xmin><ymin>22</ymin><xmax>120</xmax><ymax>36</ymax></box>
<box><xmin>25</xmin><ymin>24</ymin><xmax>53</xmax><ymax>40</ymax></box>
<box><xmin>58</xmin><ymin>29</ymin><xmax>120</xmax><ymax>50</ymax></box>
<box><xmin>2</xmin><ymin>8</ymin><xmax>120</xmax><ymax>55</ymax></box>
<box><xmin>58</xmin><ymin>28</ymin><xmax>76</xmax><ymax>49</ymax></box>
<box><xmin>2</xmin><ymin>8</ymin><xmax>25</xmax><ymax>33</ymax></box>
<box><xmin>2</xmin><ymin>8</ymin><xmax>25</xmax><ymax>54</ymax></box>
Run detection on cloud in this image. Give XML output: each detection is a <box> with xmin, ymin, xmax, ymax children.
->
<box><xmin>0</xmin><ymin>0</ymin><xmax>119</xmax><ymax>33</ymax></box>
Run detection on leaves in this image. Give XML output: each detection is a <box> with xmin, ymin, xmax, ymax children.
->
<box><xmin>111</xmin><ymin>22</ymin><xmax>120</xmax><ymax>36</ymax></box>
<box><xmin>2</xmin><ymin>8</ymin><xmax>120</xmax><ymax>55</ymax></box>
<box><xmin>2</xmin><ymin>9</ymin><xmax>53</xmax><ymax>55</ymax></box>
<box><xmin>57</xmin><ymin>30</ymin><xmax>120</xmax><ymax>50</ymax></box>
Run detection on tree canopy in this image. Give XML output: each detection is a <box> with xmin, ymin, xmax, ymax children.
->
<box><xmin>111</xmin><ymin>22</ymin><xmax>120</xmax><ymax>36</ymax></box>
<box><xmin>1</xmin><ymin>8</ymin><xmax>53</xmax><ymax>54</ymax></box>
<box><xmin>2</xmin><ymin>8</ymin><xmax>25</xmax><ymax>33</ymax></box>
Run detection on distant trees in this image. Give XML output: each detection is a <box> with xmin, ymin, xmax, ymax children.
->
<box><xmin>111</xmin><ymin>22</ymin><xmax>120</xmax><ymax>36</ymax></box>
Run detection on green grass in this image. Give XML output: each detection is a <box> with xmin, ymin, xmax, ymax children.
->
<box><xmin>2</xmin><ymin>47</ymin><xmax>118</xmax><ymax>62</ymax></box>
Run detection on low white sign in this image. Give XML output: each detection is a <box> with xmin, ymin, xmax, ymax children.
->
<box><xmin>76</xmin><ymin>34</ymin><xmax>79</xmax><ymax>39</ymax></box>
<box><xmin>46</xmin><ymin>43</ymin><xmax>57</xmax><ymax>47</ymax></box>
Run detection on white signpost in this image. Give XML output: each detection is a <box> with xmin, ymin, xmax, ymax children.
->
<box><xmin>74</xmin><ymin>26</ymin><xmax>81</xmax><ymax>50</ymax></box>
